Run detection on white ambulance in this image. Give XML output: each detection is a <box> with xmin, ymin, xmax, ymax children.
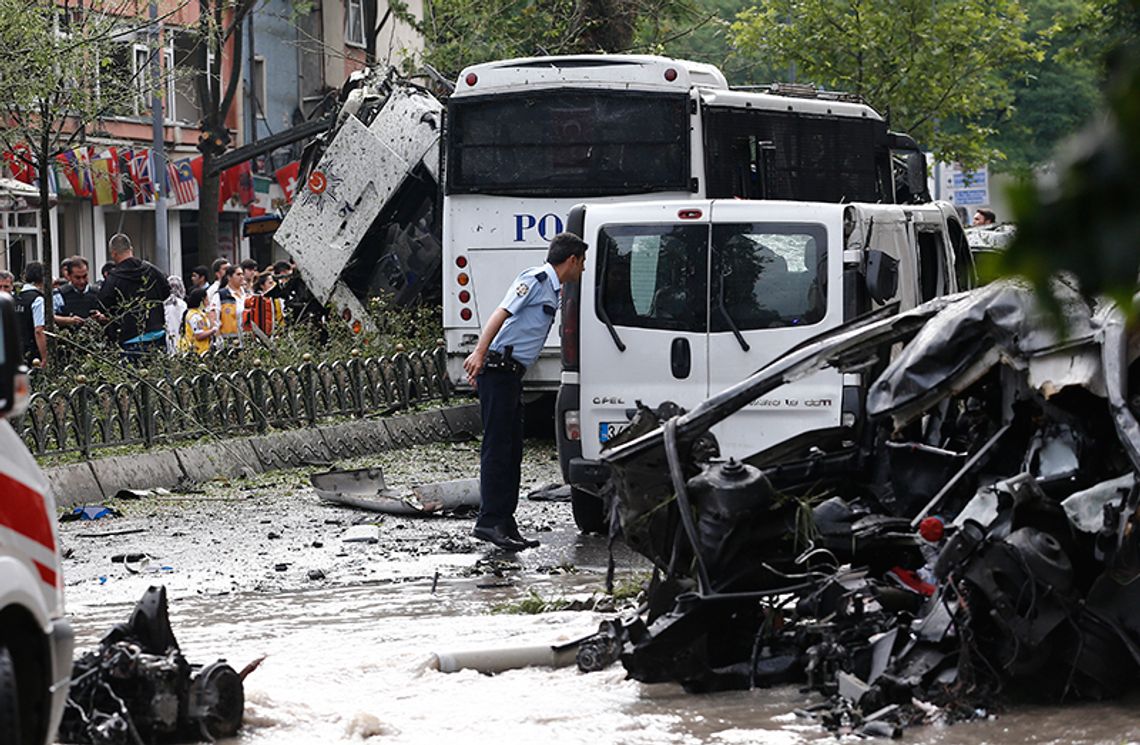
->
<box><xmin>556</xmin><ymin>199</ymin><xmax>973</xmax><ymax>530</ymax></box>
<box><xmin>0</xmin><ymin>293</ymin><xmax>72</xmax><ymax>745</ymax></box>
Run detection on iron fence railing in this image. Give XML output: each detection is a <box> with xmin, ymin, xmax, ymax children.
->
<box><xmin>16</xmin><ymin>345</ymin><xmax>452</xmax><ymax>458</ymax></box>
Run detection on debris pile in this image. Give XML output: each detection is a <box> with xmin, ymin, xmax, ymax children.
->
<box><xmin>584</xmin><ymin>280</ymin><xmax>1140</xmax><ymax>736</ymax></box>
<box><xmin>59</xmin><ymin>586</ymin><xmax>245</xmax><ymax>745</ymax></box>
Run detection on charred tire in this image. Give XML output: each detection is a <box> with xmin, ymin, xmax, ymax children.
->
<box><xmin>0</xmin><ymin>646</ymin><xmax>24</xmax><ymax>745</ymax></box>
<box><xmin>572</xmin><ymin>487</ymin><xmax>608</xmax><ymax>534</ymax></box>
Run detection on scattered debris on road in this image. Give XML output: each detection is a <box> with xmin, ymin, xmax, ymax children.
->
<box><xmin>59</xmin><ymin>586</ymin><xmax>246</xmax><ymax>744</ymax></box>
<box><xmin>576</xmin><ymin>281</ymin><xmax>1140</xmax><ymax>736</ymax></box>
<box><xmin>312</xmin><ymin>466</ymin><xmax>480</xmax><ymax>515</ymax></box>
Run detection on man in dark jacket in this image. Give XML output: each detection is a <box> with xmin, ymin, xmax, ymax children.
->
<box><xmin>96</xmin><ymin>233</ymin><xmax>170</xmax><ymax>361</ymax></box>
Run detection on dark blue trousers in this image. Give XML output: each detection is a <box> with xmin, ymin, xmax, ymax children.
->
<box><xmin>476</xmin><ymin>367</ymin><xmax>524</xmax><ymax>530</ymax></box>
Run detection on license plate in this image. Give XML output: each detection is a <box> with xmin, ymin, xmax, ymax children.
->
<box><xmin>599</xmin><ymin>421</ymin><xmax>630</xmax><ymax>444</ymax></box>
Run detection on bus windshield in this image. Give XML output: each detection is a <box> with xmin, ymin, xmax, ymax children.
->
<box><xmin>446</xmin><ymin>90</ymin><xmax>691</xmax><ymax>197</ymax></box>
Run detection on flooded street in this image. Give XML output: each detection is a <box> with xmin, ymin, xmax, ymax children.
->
<box><xmin>59</xmin><ymin>441</ymin><xmax>1140</xmax><ymax>745</ymax></box>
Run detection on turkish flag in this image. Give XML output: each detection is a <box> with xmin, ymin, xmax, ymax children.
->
<box><xmin>275</xmin><ymin>161</ymin><xmax>300</xmax><ymax>203</ymax></box>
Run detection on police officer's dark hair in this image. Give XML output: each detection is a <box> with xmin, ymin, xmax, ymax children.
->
<box><xmin>100</xmin><ymin>261</ymin><xmax>114</xmax><ymax>279</ymax></box>
<box><xmin>191</xmin><ymin>264</ymin><xmax>209</xmax><ymax>279</ymax></box>
<box><xmin>239</xmin><ymin>258</ymin><xmax>259</xmax><ymax>271</ymax></box>
<box><xmin>273</xmin><ymin>260</ymin><xmax>292</xmax><ymax>273</ymax></box>
<box><xmin>211</xmin><ymin>258</ymin><xmax>229</xmax><ymax>275</ymax></box>
<box><xmin>24</xmin><ymin>261</ymin><xmax>44</xmax><ymax>285</ymax></box>
<box><xmin>546</xmin><ymin>232</ymin><xmax>587</xmax><ymax>266</ymax></box>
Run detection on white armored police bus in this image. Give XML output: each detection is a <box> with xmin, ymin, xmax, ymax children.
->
<box><xmin>441</xmin><ymin>54</ymin><xmax>929</xmax><ymax>390</ymax></box>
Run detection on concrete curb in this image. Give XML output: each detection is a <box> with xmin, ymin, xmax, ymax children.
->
<box><xmin>45</xmin><ymin>402</ymin><xmax>481</xmax><ymax>509</ymax></box>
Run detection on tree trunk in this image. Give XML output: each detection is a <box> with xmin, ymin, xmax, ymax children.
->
<box><xmin>198</xmin><ymin>151</ymin><xmax>221</xmax><ymax>263</ymax></box>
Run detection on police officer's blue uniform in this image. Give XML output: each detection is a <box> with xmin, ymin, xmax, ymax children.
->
<box><xmin>476</xmin><ymin>263</ymin><xmax>561</xmax><ymax>537</ymax></box>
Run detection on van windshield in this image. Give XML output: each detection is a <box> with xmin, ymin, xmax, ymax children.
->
<box><xmin>711</xmin><ymin>223</ymin><xmax>828</xmax><ymax>330</ymax></box>
<box><xmin>446</xmin><ymin>91</ymin><xmax>691</xmax><ymax>197</ymax></box>
<box><xmin>597</xmin><ymin>224</ymin><xmax>708</xmax><ymax>332</ymax></box>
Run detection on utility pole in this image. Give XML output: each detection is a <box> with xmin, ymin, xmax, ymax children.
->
<box><xmin>149</xmin><ymin>0</ymin><xmax>169</xmax><ymax>273</ymax></box>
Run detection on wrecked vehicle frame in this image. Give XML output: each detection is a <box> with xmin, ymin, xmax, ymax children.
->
<box><xmin>583</xmin><ymin>280</ymin><xmax>1140</xmax><ymax>734</ymax></box>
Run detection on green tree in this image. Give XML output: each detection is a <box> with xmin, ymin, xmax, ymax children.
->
<box><xmin>194</xmin><ymin>0</ymin><xmax>257</xmax><ymax>263</ymax></box>
<box><xmin>0</xmin><ymin>0</ymin><xmax>155</xmax><ymax>360</ymax></box>
<box><xmin>988</xmin><ymin>0</ymin><xmax>1140</xmax><ymax>311</ymax></box>
<box><xmin>636</xmin><ymin>0</ymin><xmax>783</xmax><ymax>83</ymax></box>
<box><xmin>410</xmin><ymin>0</ymin><xmax>699</xmax><ymax>80</ymax></box>
<box><xmin>989</xmin><ymin>0</ymin><xmax>1102</xmax><ymax>173</ymax></box>
<box><xmin>728</xmin><ymin>0</ymin><xmax>1042</xmax><ymax>166</ymax></box>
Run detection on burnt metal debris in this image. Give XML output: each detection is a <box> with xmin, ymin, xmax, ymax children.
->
<box><xmin>579</xmin><ymin>280</ymin><xmax>1140</xmax><ymax>736</ymax></box>
<box><xmin>59</xmin><ymin>586</ymin><xmax>245</xmax><ymax>745</ymax></box>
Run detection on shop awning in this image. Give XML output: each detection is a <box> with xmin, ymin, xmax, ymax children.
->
<box><xmin>0</xmin><ymin>178</ymin><xmax>56</xmax><ymax>211</ymax></box>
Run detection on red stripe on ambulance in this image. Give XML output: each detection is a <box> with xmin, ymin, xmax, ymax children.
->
<box><xmin>34</xmin><ymin>560</ymin><xmax>57</xmax><ymax>588</ymax></box>
<box><xmin>0</xmin><ymin>471</ymin><xmax>55</xmax><ymax>552</ymax></box>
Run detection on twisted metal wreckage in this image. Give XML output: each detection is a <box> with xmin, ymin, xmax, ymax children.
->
<box><xmin>576</xmin><ymin>279</ymin><xmax>1140</xmax><ymax>736</ymax></box>
<box><xmin>58</xmin><ymin>587</ymin><xmax>248</xmax><ymax>745</ymax></box>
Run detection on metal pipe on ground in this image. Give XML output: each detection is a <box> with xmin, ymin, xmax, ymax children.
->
<box><xmin>429</xmin><ymin>645</ymin><xmax>579</xmax><ymax>674</ymax></box>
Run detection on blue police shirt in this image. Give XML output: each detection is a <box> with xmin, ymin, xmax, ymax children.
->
<box><xmin>489</xmin><ymin>263</ymin><xmax>560</xmax><ymax>368</ymax></box>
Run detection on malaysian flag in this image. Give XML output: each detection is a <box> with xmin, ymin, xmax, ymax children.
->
<box><xmin>167</xmin><ymin>158</ymin><xmax>198</xmax><ymax>204</ymax></box>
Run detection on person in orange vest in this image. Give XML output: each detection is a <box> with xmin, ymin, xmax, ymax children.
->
<box><xmin>209</xmin><ymin>266</ymin><xmax>246</xmax><ymax>348</ymax></box>
<box><xmin>180</xmin><ymin>287</ymin><xmax>216</xmax><ymax>355</ymax></box>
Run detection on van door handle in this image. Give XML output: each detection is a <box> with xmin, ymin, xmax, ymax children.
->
<box><xmin>671</xmin><ymin>338</ymin><xmax>691</xmax><ymax>379</ymax></box>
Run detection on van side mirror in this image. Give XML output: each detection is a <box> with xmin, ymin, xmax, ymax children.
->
<box><xmin>0</xmin><ymin>293</ymin><xmax>29</xmax><ymax>418</ymax></box>
<box><xmin>864</xmin><ymin>250</ymin><xmax>899</xmax><ymax>304</ymax></box>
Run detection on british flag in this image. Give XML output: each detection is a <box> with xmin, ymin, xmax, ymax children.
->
<box><xmin>167</xmin><ymin>158</ymin><xmax>198</xmax><ymax>205</ymax></box>
<box><xmin>128</xmin><ymin>150</ymin><xmax>155</xmax><ymax>206</ymax></box>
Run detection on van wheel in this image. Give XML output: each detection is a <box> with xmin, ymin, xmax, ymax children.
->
<box><xmin>571</xmin><ymin>488</ymin><xmax>608</xmax><ymax>534</ymax></box>
<box><xmin>0</xmin><ymin>647</ymin><xmax>23</xmax><ymax>745</ymax></box>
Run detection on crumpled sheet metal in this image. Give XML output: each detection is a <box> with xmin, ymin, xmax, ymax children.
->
<box><xmin>866</xmin><ymin>280</ymin><xmax>1100</xmax><ymax>426</ymax></box>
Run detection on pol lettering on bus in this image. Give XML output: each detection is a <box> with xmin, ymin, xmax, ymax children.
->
<box><xmin>514</xmin><ymin>213</ymin><xmax>565</xmax><ymax>242</ymax></box>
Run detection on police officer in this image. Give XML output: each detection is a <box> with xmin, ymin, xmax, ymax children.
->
<box><xmin>463</xmin><ymin>232</ymin><xmax>588</xmax><ymax>551</ymax></box>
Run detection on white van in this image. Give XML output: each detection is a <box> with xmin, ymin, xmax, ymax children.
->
<box><xmin>556</xmin><ymin>199</ymin><xmax>973</xmax><ymax>530</ymax></box>
<box><xmin>0</xmin><ymin>293</ymin><xmax>72</xmax><ymax>745</ymax></box>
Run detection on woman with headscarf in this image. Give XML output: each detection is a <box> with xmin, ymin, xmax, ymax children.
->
<box><xmin>164</xmin><ymin>275</ymin><xmax>187</xmax><ymax>355</ymax></box>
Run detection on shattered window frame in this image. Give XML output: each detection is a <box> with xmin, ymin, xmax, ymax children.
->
<box><xmin>596</xmin><ymin>223</ymin><xmax>709</xmax><ymax>332</ymax></box>
<box><xmin>445</xmin><ymin>90</ymin><xmax>692</xmax><ymax>198</ymax></box>
<box><xmin>710</xmin><ymin>222</ymin><xmax>829</xmax><ymax>330</ymax></box>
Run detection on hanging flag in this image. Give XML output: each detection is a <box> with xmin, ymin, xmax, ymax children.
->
<box><xmin>234</xmin><ymin>161</ymin><xmax>254</xmax><ymax>206</ymax></box>
<box><xmin>275</xmin><ymin>161</ymin><xmax>300</xmax><ymax>203</ymax></box>
<box><xmin>219</xmin><ymin>164</ymin><xmax>237</xmax><ymax>206</ymax></box>
<box><xmin>53</xmin><ymin>158</ymin><xmax>76</xmax><ymax>198</ymax></box>
<box><xmin>56</xmin><ymin>148</ymin><xmax>88</xmax><ymax>197</ymax></box>
<box><xmin>2</xmin><ymin>144</ymin><xmax>36</xmax><ymax>184</ymax></box>
<box><xmin>167</xmin><ymin>159</ymin><xmax>198</xmax><ymax>205</ymax></box>
<box><xmin>89</xmin><ymin>150</ymin><xmax>119</xmax><ymax>206</ymax></box>
<box><xmin>189</xmin><ymin>155</ymin><xmax>203</xmax><ymax>185</ymax></box>
<box><xmin>116</xmin><ymin>147</ymin><xmax>136</xmax><ymax>206</ymax></box>
<box><xmin>128</xmin><ymin>149</ymin><xmax>155</xmax><ymax>206</ymax></box>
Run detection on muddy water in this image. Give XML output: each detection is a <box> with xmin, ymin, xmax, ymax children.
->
<box><xmin>66</xmin><ymin>573</ymin><xmax>1140</xmax><ymax>745</ymax></box>
<box><xmin>57</xmin><ymin>440</ymin><xmax>1140</xmax><ymax>745</ymax></box>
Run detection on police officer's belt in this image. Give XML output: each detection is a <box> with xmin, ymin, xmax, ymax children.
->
<box><xmin>485</xmin><ymin>350</ymin><xmax>525</xmax><ymax>375</ymax></box>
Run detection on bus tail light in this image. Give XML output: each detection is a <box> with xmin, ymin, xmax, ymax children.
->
<box><xmin>457</xmin><ymin>272</ymin><xmax>470</xmax><ymax>286</ymax></box>
<box><xmin>458</xmin><ymin>290</ymin><xmax>471</xmax><ymax>303</ymax></box>
<box><xmin>664</xmin><ymin>68</ymin><xmax>678</xmax><ymax>82</ymax></box>
<box><xmin>564</xmin><ymin>410</ymin><xmax>581</xmax><ymax>441</ymax></box>
<box><xmin>560</xmin><ymin>280</ymin><xmax>580</xmax><ymax>371</ymax></box>
<box><xmin>465</xmin><ymin>73</ymin><xmax>478</xmax><ymax>86</ymax></box>
<box><xmin>460</xmin><ymin>308</ymin><xmax>472</xmax><ymax>321</ymax></box>
<box><xmin>456</xmin><ymin>255</ymin><xmax>467</xmax><ymax>268</ymax></box>
<box><xmin>678</xmin><ymin>209</ymin><xmax>702</xmax><ymax>220</ymax></box>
